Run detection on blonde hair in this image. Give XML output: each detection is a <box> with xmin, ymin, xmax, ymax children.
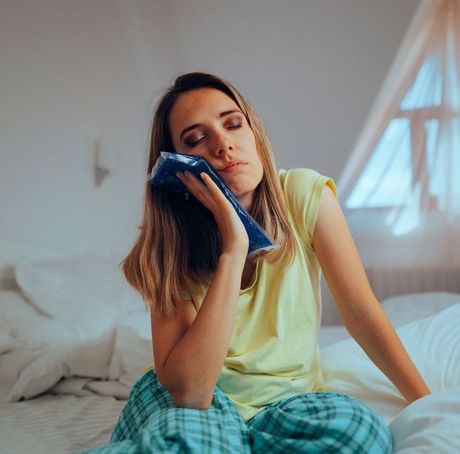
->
<box><xmin>120</xmin><ymin>72</ymin><xmax>297</xmax><ymax>318</ymax></box>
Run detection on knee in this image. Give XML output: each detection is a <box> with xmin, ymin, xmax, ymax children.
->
<box><xmin>250</xmin><ymin>392</ymin><xmax>393</xmax><ymax>454</ymax></box>
<box><xmin>334</xmin><ymin>394</ymin><xmax>393</xmax><ymax>454</ymax></box>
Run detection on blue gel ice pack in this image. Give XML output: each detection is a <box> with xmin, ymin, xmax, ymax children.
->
<box><xmin>147</xmin><ymin>151</ymin><xmax>279</xmax><ymax>257</ymax></box>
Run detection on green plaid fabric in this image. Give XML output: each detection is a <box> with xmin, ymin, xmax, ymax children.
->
<box><xmin>248</xmin><ymin>392</ymin><xmax>392</xmax><ymax>453</ymax></box>
<box><xmin>77</xmin><ymin>369</ymin><xmax>251</xmax><ymax>454</ymax></box>
<box><xmin>77</xmin><ymin>370</ymin><xmax>392</xmax><ymax>454</ymax></box>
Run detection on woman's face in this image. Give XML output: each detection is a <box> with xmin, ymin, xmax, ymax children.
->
<box><xmin>168</xmin><ymin>88</ymin><xmax>264</xmax><ymax>211</ymax></box>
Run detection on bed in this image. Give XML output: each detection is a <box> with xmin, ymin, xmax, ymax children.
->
<box><xmin>1</xmin><ymin>254</ymin><xmax>460</xmax><ymax>453</ymax></box>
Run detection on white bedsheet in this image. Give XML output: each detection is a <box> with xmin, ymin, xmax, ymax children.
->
<box><xmin>1</xmin><ymin>291</ymin><xmax>460</xmax><ymax>453</ymax></box>
<box><xmin>0</xmin><ymin>323</ymin><xmax>151</xmax><ymax>403</ymax></box>
<box><xmin>389</xmin><ymin>390</ymin><xmax>460</xmax><ymax>453</ymax></box>
<box><xmin>0</xmin><ymin>394</ymin><xmax>125</xmax><ymax>454</ymax></box>
<box><xmin>0</xmin><ymin>289</ymin><xmax>152</xmax><ymax>453</ymax></box>
<box><xmin>319</xmin><ymin>325</ymin><xmax>349</xmax><ymax>348</ymax></box>
<box><xmin>320</xmin><ymin>303</ymin><xmax>460</xmax><ymax>453</ymax></box>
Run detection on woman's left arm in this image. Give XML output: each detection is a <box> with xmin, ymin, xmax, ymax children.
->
<box><xmin>312</xmin><ymin>185</ymin><xmax>431</xmax><ymax>404</ymax></box>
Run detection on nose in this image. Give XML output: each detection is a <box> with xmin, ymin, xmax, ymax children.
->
<box><xmin>212</xmin><ymin>131</ymin><xmax>233</xmax><ymax>158</ymax></box>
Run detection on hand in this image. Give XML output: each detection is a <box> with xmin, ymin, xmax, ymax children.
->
<box><xmin>176</xmin><ymin>171</ymin><xmax>249</xmax><ymax>257</ymax></box>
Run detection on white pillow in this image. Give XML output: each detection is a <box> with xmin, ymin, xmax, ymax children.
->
<box><xmin>15</xmin><ymin>254</ymin><xmax>143</xmax><ymax>339</ymax></box>
<box><xmin>381</xmin><ymin>292</ymin><xmax>460</xmax><ymax>327</ymax></box>
<box><xmin>388</xmin><ymin>389</ymin><xmax>460</xmax><ymax>452</ymax></box>
<box><xmin>117</xmin><ymin>306</ymin><xmax>151</xmax><ymax>340</ymax></box>
<box><xmin>5</xmin><ymin>328</ymin><xmax>116</xmax><ymax>402</ymax></box>
<box><xmin>108</xmin><ymin>325</ymin><xmax>153</xmax><ymax>386</ymax></box>
<box><xmin>320</xmin><ymin>303</ymin><xmax>460</xmax><ymax>424</ymax></box>
<box><xmin>4</xmin><ymin>323</ymin><xmax>152</xmax><ymax>402</ymax></box>
<box><xmin>0</xmin><ymin>321</ymin><xmax>15</xmax><ymax>354</ymax></box>
<box><xmin>0</xmin><ymin>240</ymin><xmax>62</xmax><ymax>291</ymax></box>
<box><xmin>0</xmin><ymin>290</ymin><xmax>95</xmax><ymax>345</ymax></box>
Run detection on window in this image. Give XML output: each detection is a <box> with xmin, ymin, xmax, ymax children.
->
<box><xmin>346</xmin><ymin>51</ymin><xmax>452</xmax><ymax>211</ymax></box>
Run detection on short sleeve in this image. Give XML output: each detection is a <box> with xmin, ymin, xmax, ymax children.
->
<box><xmin>280</xmin><ymin>168</ymin><xmax>338</xmax><ymax>251</ymax></box>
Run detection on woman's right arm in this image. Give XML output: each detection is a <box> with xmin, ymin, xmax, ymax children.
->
<box><xmin>152</xmin><ymin>171</ymin><xmax>249</xmax><ymax>409</ymax></box>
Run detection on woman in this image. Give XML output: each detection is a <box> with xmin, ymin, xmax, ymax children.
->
<box><xmin>80</xmin><ymin>72</ymin><xmax>430</xmax><ymax>453</ymax></box>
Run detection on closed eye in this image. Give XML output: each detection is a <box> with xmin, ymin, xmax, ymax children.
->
<box><xmin>184</xmin><ymin>136</ymin><xmax>205</xmax><ymax>147</ymax></box>
<box><xmin>184</xmin><ymin>118</ymin><xmax>243</xmax><ymax>148</ymax></box>
<box><xmin>226</xmin><ymin>115</ymin><xmax>244</xmax><ymax>129</ymax></box>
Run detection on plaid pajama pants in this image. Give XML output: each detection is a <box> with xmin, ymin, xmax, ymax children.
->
<box><xmin>77</xmin><ymin>369</ymin><xmax>393</xmax><ymax>453</ymax></box>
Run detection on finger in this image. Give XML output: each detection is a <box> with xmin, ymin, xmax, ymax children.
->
<box><xmin>177</xmin><ymin>171</ymin><xmax>212</xmax><ymax>205</ymax></box>
<box><xmin>177</xmin><ymin>170</ymin><xmax>200</xmax><ymax>183</ymax></box>
<box><xmin>178</xmin><ymin>171</ymin><xmax>227</xmax><ymax>208</ymax></box>
<box><xmin>182</xmin><ymin>171</ymin><xmax>209</xmax><ymax>194</ymax></box>
<box><xmin>199</xmin><ymin>172</ymin><xmax>225</xmax><ymax>197</ymax></box>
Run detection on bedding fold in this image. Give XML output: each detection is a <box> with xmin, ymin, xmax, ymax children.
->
<box><xmin>0</xmin><ymin>324</ymin><xmax>152</xmax><ymax>402</ymax></box>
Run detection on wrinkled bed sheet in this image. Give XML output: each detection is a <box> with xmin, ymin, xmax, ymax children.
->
<box><xmin>1</xmin><ymin>292</ymin><xmax>460</xmax><ymax>453</ymax></box>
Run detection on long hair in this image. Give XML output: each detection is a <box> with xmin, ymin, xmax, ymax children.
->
<box><xmin>120</xmin><ymin>72</ymin><xmax>297</xmax><ymax>318</ymax></box>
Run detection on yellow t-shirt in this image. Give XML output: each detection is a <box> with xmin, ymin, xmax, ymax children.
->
<box><xmin>146</xmin><ymin>168</ymin><xmax>338</xmax><ymax>421</ymax></box>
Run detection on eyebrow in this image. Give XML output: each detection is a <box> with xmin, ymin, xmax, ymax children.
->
<box><xmin>179</xmin><ymin>109</ymin><xmax>242</xmax><ymax>142</ymax></box>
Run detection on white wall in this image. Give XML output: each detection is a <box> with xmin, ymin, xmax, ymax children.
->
<box><xmin>0</xmin><ymin>0</ymin><xmax>421</xmax><ymax>316</ymax></box>
<box><xmin>167</xmin><ymin>0</ymin><xmax>421</xmax><ymax>176</ymax></box>
<box><xmin>0</xmin><ymin>0</ymin><xmax>178</xmax><ymax>266</ymax></box>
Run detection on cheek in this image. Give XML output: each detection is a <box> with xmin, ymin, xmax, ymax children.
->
<box><xmin>243</xmin><ymin>131</ymin><xmax>260</xmax><ymax>162</ymax></box>
<box><xmin>251</xmin><ymin>144</ymin><xmax>264</xmax><ymax>181</ymax></box>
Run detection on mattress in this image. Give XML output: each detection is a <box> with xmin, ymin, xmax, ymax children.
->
<box><xmin>1</xmin><ymin>289</ymin><xmax>460</xmax><ymax>453</ymax></box>
<box><xmin>0</xmin><ymin>394</ymin><xmax>124</xmax><ymax>454</ymax></box>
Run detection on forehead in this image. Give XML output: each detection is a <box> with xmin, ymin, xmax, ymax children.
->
<box><xmin>169</xmin><ymin>88</ymin><xmax>240</xmax><ymax>134</ymax></box>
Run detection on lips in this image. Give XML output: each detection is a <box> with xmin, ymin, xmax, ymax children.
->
<box><xmin>220</xmin><ymin>161</ymin><xmax>246</xmax><ymax>172</ymax></box>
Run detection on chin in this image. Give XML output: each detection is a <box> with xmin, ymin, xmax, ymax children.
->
<box><xmin>229</xmin><ymin>182</ymin><xmax>251</xmax><ymax>198</ymax></box>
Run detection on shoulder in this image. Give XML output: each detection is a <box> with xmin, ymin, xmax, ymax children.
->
<box><xmin>278</xmin><ymin>167</ymin><xmax>338</xmax><ymax>206</ymax></box>
<box><xmin>279</xmin><ymin>167</ymin><xmax>337</xmax><ymax>192</ymax></box>
<box><xmin>277</xmin><ymin>167</ymin><xmax>339</xmax><ymax>249</ymax></box>
<box><xmin>278</xmin><ymin>168</ymin><xmax>323</xmax><ymax>178</ymax></box>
